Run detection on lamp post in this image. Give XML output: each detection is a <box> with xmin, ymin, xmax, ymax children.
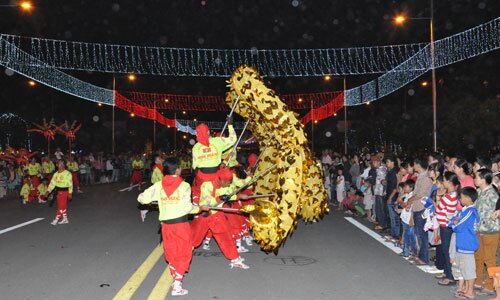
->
<box><xmin>393</xmin><ymin>0</ymin><xmax>437</xmax><ymax>151</ymax></box>
<box><xmin>112</xmin><ymin>74</ymin><xmax>136</xmax><ymax>154</ymax></box>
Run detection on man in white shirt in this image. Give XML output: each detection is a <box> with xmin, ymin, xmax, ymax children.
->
<box><xmin>54</xmin><ymin>148</ymin><xmax>64</xmax><ymax>160</ymax></box>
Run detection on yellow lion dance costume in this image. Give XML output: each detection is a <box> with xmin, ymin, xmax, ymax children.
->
<box><xmin>226</xmin><ymin>65</ymin><xmax>329</xmax><ymax>252</ymax></box>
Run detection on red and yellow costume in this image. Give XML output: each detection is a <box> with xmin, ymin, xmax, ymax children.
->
<box><xmin>130</xmin><ymin>159</ymin><xmax>144</xmax><ymax>186</ymax></box>
<box><xmin>47</xmin><ymin>169</ymin><xmax>73</xmax><ymax>221</ymax></box>
<box><xmin>191</xmin><ymin>169</ymin><xmax>239</xmax><ymax>260</ymax></box>
<box><xmin>66</xmin><ymin>160</ymin><xmax>80</xmax><ymax>189</ymax></box>
<box><xmin>26</xmin><ymin>161</ymin><xmax>42</xmax><ymax>187</ymax></box>
<box><xmin>42</xmin><ymin>159</ymin><xmax>55</xmax><ymax>182</ymax></box>
<box><xmin>138</xmin><ymin>176</ymin><xmax>201</xmax><ymax>282</ymax></box>
<box><xmin>151</xmin><ymin>163</ymin><xmax>164</xmax><ymax>184</ymax></box>
<box><xmin>191</xmin><ymin>123</ymin><xmax>236</xmax><ymax>207</ymax></box>
<box><xmin>20</xmin><ymin>180</ymin><xmax>36</xmax><ymax>203</ymax></box>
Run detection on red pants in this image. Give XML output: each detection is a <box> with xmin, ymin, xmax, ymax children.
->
<box><xmin>44</xmin><ymin>173</ymin><xmax>53</xmax><ymax>184</ymax></box>
<box><xmin>191</xmin><ymin>212</ymin><xmax>238</xmax><ymax>260</ymax></box>
<box><xmin>224</xmin><ymin>201</ymin><xmax>244</xmax><ymax>240</ymax></box>
<box><xmin>194</xmin><ymin>170</ymin><xmax>218</xmax><ymax>189</ymax></box>
<box><xmin>30</xmin><ymin>175</ymin><xmax>40</xmax><ymax>188</ymax></box>
<box><xmin>56</xmin><ymin>191</ymin><xmax>69</xmax><ymax>219</ymax></box>
<box><xmin>130</xmin><ymin>170</ymin><xmax>143</xmax><ymax>185</ymax></box>
<box><xmin>71</xmin><ymin>172</ymin><xmax>80</xmax><ymax>188</ymax></box>
<box><xmin>162</xmin><ymin>222</ymin><xmax>193</xmax><ymax>281</ymax></box>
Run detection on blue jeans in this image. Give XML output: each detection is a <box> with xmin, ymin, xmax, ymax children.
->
<box><xmin>435</xmin><ymin>227</ymin><xmax>453</xmax><ymax>279</ymax></box>
<box><xmin>403</xmin><ymin>223</ymin><xmax>417</xmax><ymax>257</ymax></box>
<box><xmin>375</xmin><ymin>195</ymin><xmax>388</xmax><ymax>228</ymax></box>
<box><xmin>413</xmin><ymin>211</ymin><xmax>429</xmax><ymax>263</ymax></box>
<box><xmin>388</xmin><ymin>203</ymin><xmax>401</xmax><ymax>238</ymax></box>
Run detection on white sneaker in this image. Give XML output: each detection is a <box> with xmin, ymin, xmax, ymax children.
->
<box><xmin>38</xmin><ymin>197</ymin><xmax>46</xmax><ymax>204</ymax></box>
<box><xmin>51</xmin><ymin>218</ymin><xmax>59</xmax><ymax>225</ymax></box>
<box><xmin>237</xmin><ymin>245</ymin><xmax>249</xmax><ymax>253</ymax></box>
<box><xmin>244</xmin><ymin>236</ymin><xmax>253</xmax><ymax>246</ymax></box>
<box><xmin>202</xmin><ymin>243</ymin><xmax>210</xmax><ymax>251</ymax></box>
<box><xmin>22</xmin><ymin>199</ymin><xmax>27</xmax><ymax>205</ymax></box>
<box><xmin>58</xmin><ymin>218</ymin><xmax>69</xmax><ymax>225</ymax></box>
<box><xmin>77</xmin><ymin>189</ymin><xmax>83</xmax><ymax>194</ymax></box>
<box><xmin>230</xmin><ymin>257</ymin><xmax>249</xmax><ymax>269</ymax></box>
<box><xmin>140</xmin><ymin>210</ymin><xmax>148</xmax><ymax>222</ymax></box>
<box><xmin>424</xmin><ymin>266</ymin><xmax>443</xmax><ymax>274</ymax></box>
<box><xmin>171</xmin><ymin>281</ymin><xmax>188</xmax><ymax>296</ymax></box>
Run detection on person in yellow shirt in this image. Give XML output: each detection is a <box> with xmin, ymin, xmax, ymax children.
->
<box><xmin>66</xmin><ymin>156</ymin><xmax>82</xmax><ymax>194</ymax></box>
<box><xmin>27</xmin><ymin>157</ymin><xmax>42</xmax><ymax>188</ymax></box>
<box><xmin>191</xmin><ymin>167</ymin><xmax>249</xmax><ymax>270</ymax></box>
<box><xmin>20</xmin><ymin>178</ymin><xmax>34</xmax><ymax>205</ymax></box>
<box><xmin>130</xmin><ymin>154</ymin><xmax>144</xmax><ymax>191</ymax></box>
<box><xmin>138</xmin><ymin>157</ymin><xmax>208</xmax><ymax>296</ymax></box>
<box><xmin>36</xmin><ymin>178</ymin><xmax>48</xmax><ymax>203</ymax></box>
<box><xmin>140</xmin><ymin>156</ymin><xmax>164</xmax><ymax>222</ymax></box>
<box><xmin>46</xmin><ymin>160</ymin><xmax>73</xmax><ymax>225</ymax></box>
<box><xmin>42</xmin><ymin>156</ymin><xmax>56</xmax><ymax>182</ymax></box>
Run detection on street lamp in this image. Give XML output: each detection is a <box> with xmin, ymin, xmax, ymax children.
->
<box><xmin>19</xmin><ymin>1</ymin><xmax>33</xmax><ymax>12</ymax></box>
<box><xmin>393</xmin><ymin>0</ymin><xmax>437</xmax><ymax>152</ymax></box>
<box><xmin>28</xmin><ymin>80</ymin><xmax>36</xmax><ymax>86</ymax></box>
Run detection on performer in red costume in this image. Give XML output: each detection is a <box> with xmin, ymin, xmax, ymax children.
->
<box><xmin>191</xmin><ymin>168</ymin><xmax>249</xmax><ymax>269</ymax></box>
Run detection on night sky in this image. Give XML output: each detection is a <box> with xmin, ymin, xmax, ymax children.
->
<box><xmin>0</xmin><ymin>0</ymin><xmax>498</xmax><ymax>153</ymax></box>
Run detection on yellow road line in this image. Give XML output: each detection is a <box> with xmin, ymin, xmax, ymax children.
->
<box><xmin>112</xmin><ymin>243</ymin><xmax>164</xmax><ymax>300</ymax></box>
<box><xmin>147</xmin><ymin>266</ymin><xmax>174</xmax><ymax>300</ymax></box>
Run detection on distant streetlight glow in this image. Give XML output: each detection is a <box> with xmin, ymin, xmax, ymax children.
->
<box><xmin>130</xmin><ymin>113</ymin><xmax>135</xmax><ymax>117</ymax></box>
<box><xmin>393</xmin><ymin>14</ymin><xmax>406</xmax><ymax>25</ymax></box>
<box><xmin>127</xmin><ymin>74</ymin><xmax>136</xmax><ymax>81</ymax></box>
<box><xmin>19</xmin><ymin>1</ymin><xmax>33</xmax><ymax>12</ymax></box>
<box><xmin>421</xmin><ymin>81</ymin><xmax>429</xmax><ymax>87</ymax></box>
<box><xmin>164</xmin><ymin>98</ymin><xmax>169</xmax><ymax>103</ymax></box>
<box><xmin>366</xmin><ymin>101</ymin><xmax>371</xmax><ymax>106</ymax></box>
<box><xmin>298</xmin><ymin>97</ymin><xmax>303</xmax><ymax>103</ymax></box>
<box><xmin>182</xmin><ymin>110</ymin><xmax>186</xmax><ymax>115</ymax></box>
<box><xmin>314</xmin><ymin>120</ymin><xmax>318</xmax><ymax>124</ymax></box>
<box><xmin>28</xmin><ymin>80</ymin><xmax>36</xmax><ymax>86</ymax></box>
<box><xmin>97</xmin><ymin>102</ymin><xmax>102</xmax><ymax>107</ymax></box>
<box><xmin>324</xmin><ymin>75</ymin><xmax>331</xmax><ymax>81</ymax></box>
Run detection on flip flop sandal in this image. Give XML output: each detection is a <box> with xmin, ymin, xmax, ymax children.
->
<box><xmin>473</xmin><ymin>285</ymin><xmax>483</xmax><ymax>291</ymax></box>
<box><xmin>438</xmin><ymin>279</ymin><xmax>455</xmax><ymax>286</ymax></box>
<box><xmin>476</xmin><ymin>289</ymin><xmax>495</xmax><ymax>296</ymax></box>
<box><xmin>454</xmin><ymin>293</ymin><xmax>475</xmax><ymax>299</ymax></box>
<box><xmin>435</xmin><ymin>273</ymin><xmax>446</xmax><ymax>279</ymax></box>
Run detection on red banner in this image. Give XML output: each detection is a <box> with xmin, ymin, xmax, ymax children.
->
<box><xmin>124</xmin><ymin>91</ymin><xmax>343</xmax><ymax>111</ymax></box>
<box><xmin>114</xmin><ymin>92</ymin><xmax>176</xmax><ymax>127</ymax></box>
<box><xmin>301</xmin><ymin>92</ymin><xmax>344</xmax><ymax>125</ymax></box>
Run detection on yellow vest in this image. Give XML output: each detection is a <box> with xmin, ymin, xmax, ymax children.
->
<box><xmin>42</xmin><ymin>161</ymin><xmax>55</xmax><ymax>174</ymax></box>
<box><xmin>192</xmin><ymin>125</ymin><xmax>236</xmax><ymax>169</ymax></box>
<box><xmin>27</xmin><ymin>163</ymin><xmax>41</xmax><ymax>176</ymax></box>
<box><xmin>138</xmin><ymin>181</ymin><xmax>199</xmax><ymax>221</ymax></box>
<box><xmin>132</xmin><ymin>160</ymin><xmax>144</xmax><ymax>169</ymax></box>
<box><xmin>67</xmin><ymin>161</ymin><xmax>79</xmax><ymax>172</ymax></box>
<box><xmin>48</xmin><ymin>170</ymin><xmax>73</xmax><ymax>194</ymax></box>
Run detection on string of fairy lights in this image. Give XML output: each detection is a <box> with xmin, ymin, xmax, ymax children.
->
<box><xmin>0</xmin><ymin>17</ymin><xmax>498</xmax><ymax>134</ymax></box>
<box><xmin>0</xmin><ymin>33</ymin><xmax>428</xmax><ymax>76</ymax></box>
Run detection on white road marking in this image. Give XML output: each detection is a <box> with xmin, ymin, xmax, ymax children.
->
<box><xmin>0</xmin><ymin>218</ymin><xmax>45</xmax><ymax>235</ymax></box>
<box><xmin>344</xmin><ymin>217</ymin><xmax>403</xmax><ymax>254</ymax></box>
<box><xmin>119</xmin><ymin>182</ymin><xmax>146</xmax><ymax>192</ymax></box>
<box><xmin>345</xmin><ymin>217</ymin><xmax>437</xmax><ymax>273</ymax></box>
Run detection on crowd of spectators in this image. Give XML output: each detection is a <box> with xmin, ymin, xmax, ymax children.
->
<box><xmin>322</xmin><ymin>149</ymin><xmax>500</xmax><ymax>299</ymax></box>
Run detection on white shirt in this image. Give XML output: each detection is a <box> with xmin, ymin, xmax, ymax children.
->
<box><xmin>54</xmin><ymin>151</ymin><xmax>64</xmax><ymax>160</ymax></box>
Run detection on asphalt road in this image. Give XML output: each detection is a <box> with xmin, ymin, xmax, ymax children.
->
<box><xmin>0</xmin><ymin>183</ymin><xmax>492</xmax><ymax>300</ymax></box>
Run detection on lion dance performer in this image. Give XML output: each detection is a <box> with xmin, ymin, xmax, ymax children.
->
<box><xmin>66</xmin><ymin>156</ymin><xmax>82</xmax><ymax>194</ymax></box>
<box><xmin>42</xmin><ymin>156</ymin><xmax>55</xmax><ymax>182</ymax></box>
<box><xmin>140</xmin><ymin>156</ymin><xmax>164</xmax><ymax>222</ymax></box>
<box><xmin>130</xmin><ymin>154</ymin><xmax>144</xmax><ymax>191</ymax></box>
<box><xmin>46</xmin><ymin>160</ymin><xmax>73</xmax><ymax>225</ymax></box>
<box><xmin>191</xmin><ymin>167</ymin><xmax>249</xmax><ymax>269</ymax></box>
<box><xmin>137</xmin><ymin>157</ymin><xmax>208</xmax><ymax>296</ymax></box>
